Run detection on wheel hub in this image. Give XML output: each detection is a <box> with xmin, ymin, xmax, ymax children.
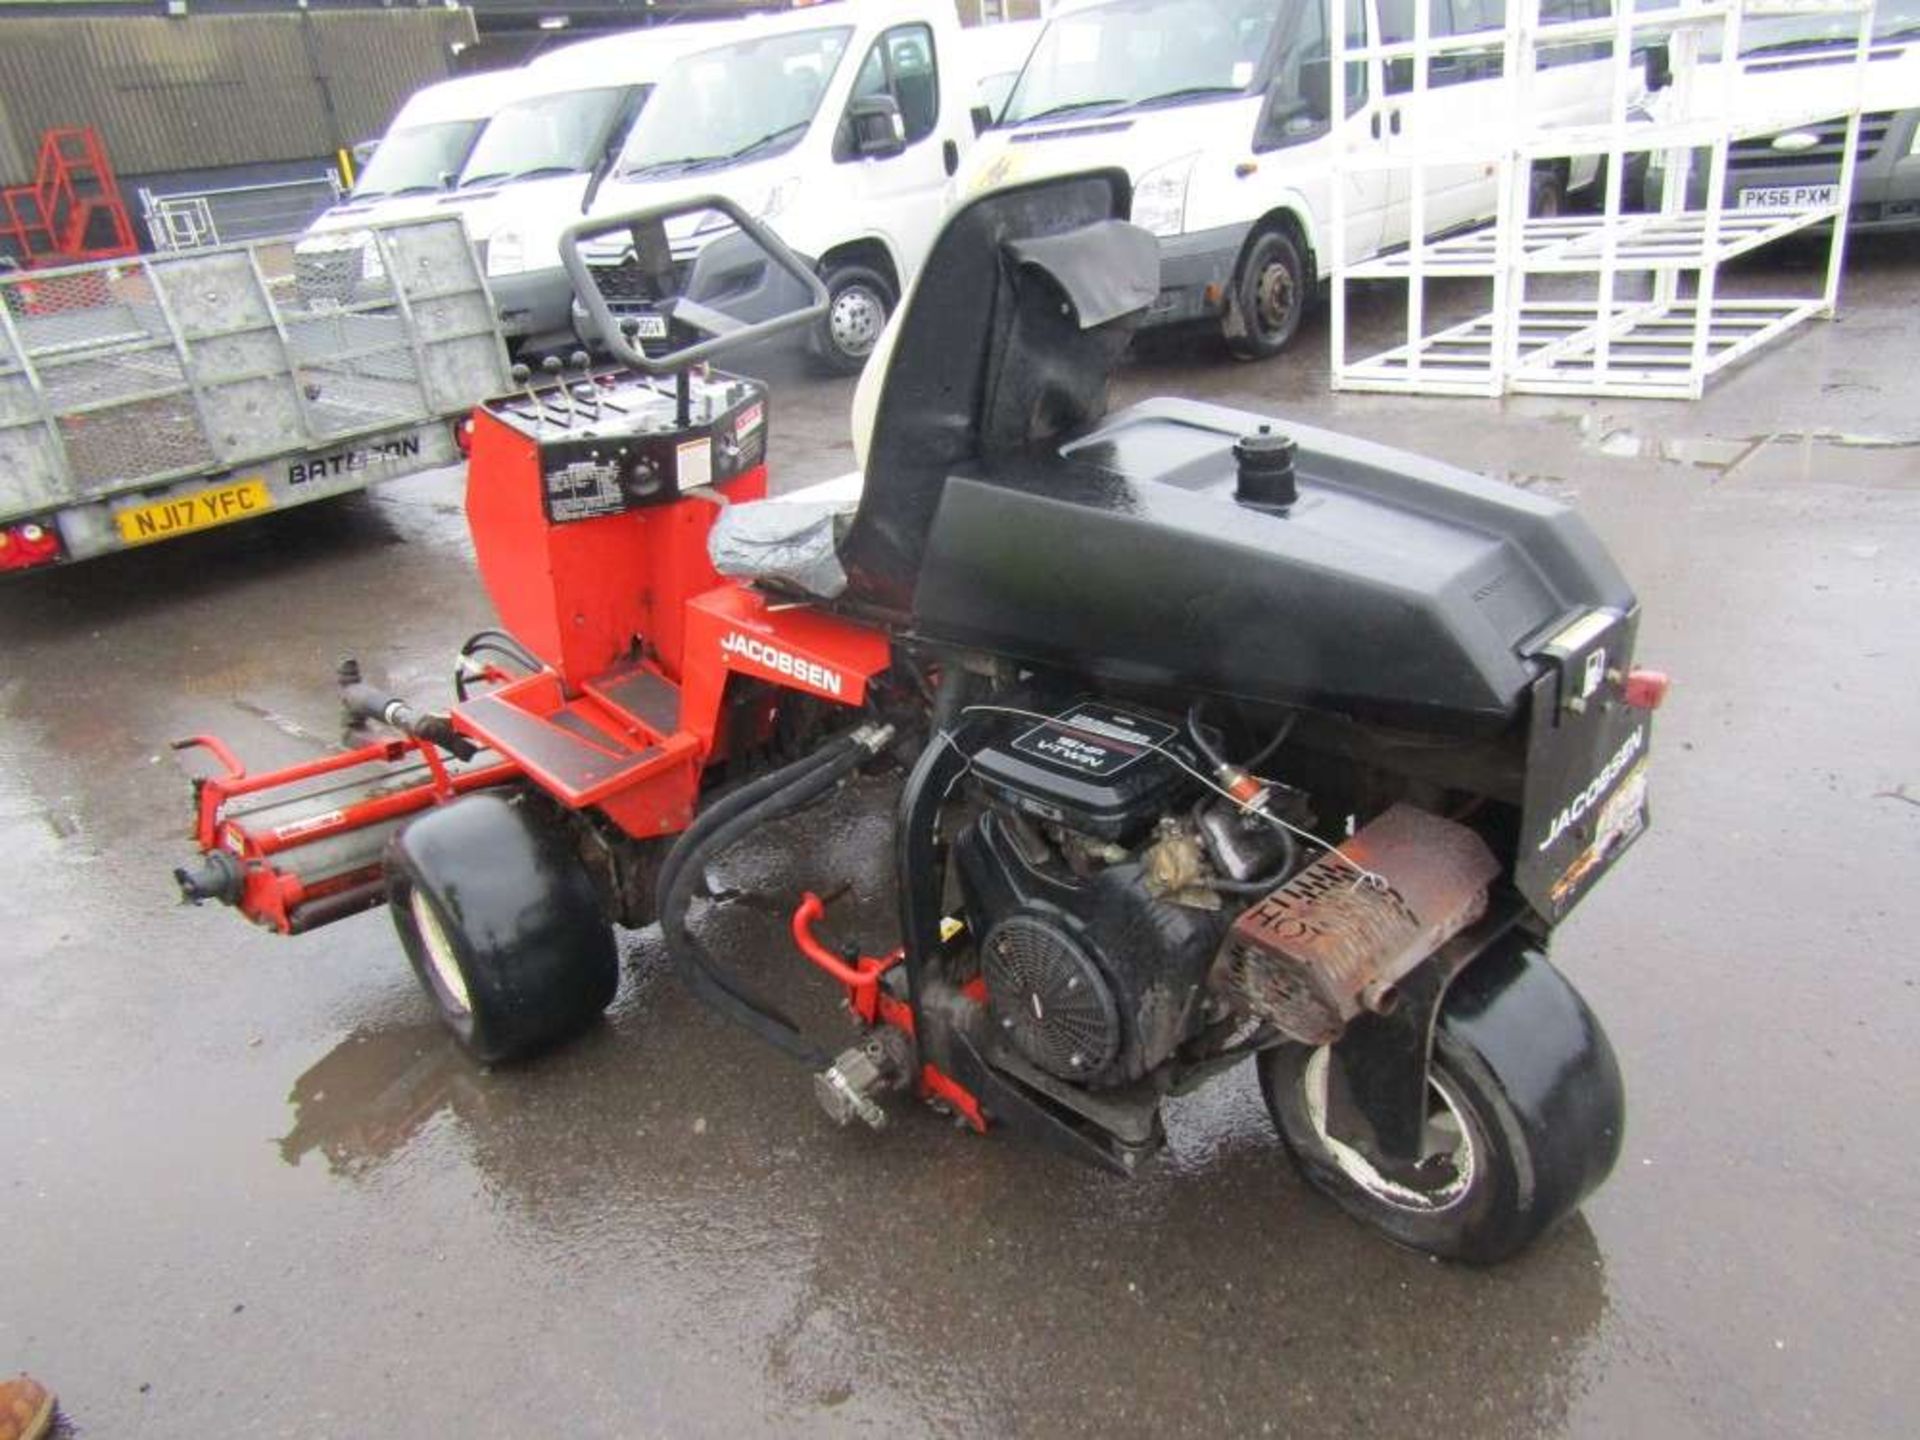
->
<box><xmin>1254</xmin><ymin>261</ymin><xmax>1296</xmax><ymax>335</ymax></box>
<box><xmin>829</xmin><ymin>286</ymin><xmax>883</xmax><ymax>357</ymax></box>
<box><xmin>1302</xmin><ymin>1047</ymin><xmax>1475</xmax><ymax>1213</ymax></box>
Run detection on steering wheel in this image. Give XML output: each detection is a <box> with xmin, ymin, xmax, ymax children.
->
<box><xmin>559</xmin><ymin>195</ymin><xmax>829</xmax><ymax>376</ymax></box>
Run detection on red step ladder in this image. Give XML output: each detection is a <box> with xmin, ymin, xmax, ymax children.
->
<box><xmin>1</xmin><ymin>126</ymin><xmax>137</xmax><ymax>269</ymax></box>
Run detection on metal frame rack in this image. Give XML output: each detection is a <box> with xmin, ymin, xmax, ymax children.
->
<box><xmin>1328</xmin><ymin>0</ymin><xmax>1874</xmax><ymax>399</ymax></box>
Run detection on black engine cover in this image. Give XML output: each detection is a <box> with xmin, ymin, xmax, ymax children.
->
<box><xmin>909</xmin><ymin>399</ymin><xmax>1635</xmax><ymax>736</ymax></box>
<box><xmin>954</xmin><ymin>809</ymin><xmax>1229</xmax><ymax>1089</ymax></box>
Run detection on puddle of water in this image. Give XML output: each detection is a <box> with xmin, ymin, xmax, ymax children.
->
<box><xmin>1576</xmin><ymin>413</ymin><xmax>1920</xmax><ymax>481</ymax></box>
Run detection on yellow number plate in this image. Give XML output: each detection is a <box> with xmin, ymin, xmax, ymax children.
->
<box><xmin>116</xmin><ymin>478</ymin><xmax>272</xmax><ymax>546</ymax></box>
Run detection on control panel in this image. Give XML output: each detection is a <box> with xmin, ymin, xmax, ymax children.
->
<box><xmin>485</xmin><ymin>354</ymin><xmax>769</xmax><ymax>526</ymax></box>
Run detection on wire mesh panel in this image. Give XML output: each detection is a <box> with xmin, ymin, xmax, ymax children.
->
<box><xmin>0</xmin><ymin>217</ymin><xmax>510</xmax><ymax>522</ymax></box>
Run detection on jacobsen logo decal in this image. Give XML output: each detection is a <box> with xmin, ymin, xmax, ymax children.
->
<box><xmin>1538</xmin><ymin>726</ymin><xmax>1645</xmax><ymax>852</ymax></box>
<box><xmin>720</xmin><ymin>631</ymin><xmax>844</xmax><ymax>696</ymax></box>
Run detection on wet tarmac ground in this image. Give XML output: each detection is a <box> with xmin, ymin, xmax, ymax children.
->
<box><xmin>3</xmin><ymin>236</ymin><xmax>1918</xmax><ymax>1438</ymax></box>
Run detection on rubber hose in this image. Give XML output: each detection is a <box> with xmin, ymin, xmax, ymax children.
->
<box><xmin>460</xmin><ymin>628</ymin><xmax>543</xmax><ymax>672</ymax></box>
<box><xmin>660</xmin><ymin>752</ymin><xmax>864</xmax><ymax>1066</ymax></box>
<box><xmin>657</xmin><ymin>736</ymin><xmax>872</xmax><ymax>1067</ymax></box>
<box><xmin>1186</xmin><ymin>700</ymin><xmax>1231</xmax><ymax>772</ymax></box>
<box><xmin>655</xmin><ymin>733</ymin><xmax>863</xmax><ymax>917</ymax></box>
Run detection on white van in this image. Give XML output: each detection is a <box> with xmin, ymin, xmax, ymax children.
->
<box><xmin>296</xmin><ymin>68</ymin><xmax>557</xmax><ymax>309</ymax></box>
<box><xmin>445</xmin><ymin>23</ymin><xmax>737</xmax><ymax>349</ymax></box>
<box><xmin>580</xmin><ymin>0</ymin><xmax>977</xmax><ymax>374</ymax></box>
<box><xmin>299</xmin><ymin>26</ymin><xmax>724</xmax><ymax>350</ymax></box>
<box><xmin>1651</xmin><ymin>0</ymin><xmax>1920</xmax><ymax>230</ymax></box>
<box><xmin>335</xmin><ymin>71</ymin><xmax>508</xmax><ymax>211</ymax></box>
<box><xmin>962</xmin><ymin>0</ymin><xmax>1620</xmax><ymax>357</ymax></box>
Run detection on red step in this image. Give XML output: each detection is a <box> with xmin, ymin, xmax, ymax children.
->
<box><xmin>452</xmin><ymin>662</ymin><xmax>696</xmax><ymax>817</ymax></box>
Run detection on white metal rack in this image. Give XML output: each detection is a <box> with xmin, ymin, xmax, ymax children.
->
<box><xmin>1328</xmin><ymin>0</ymin><xmax>1875</xmax><ymax>399</ymax></box>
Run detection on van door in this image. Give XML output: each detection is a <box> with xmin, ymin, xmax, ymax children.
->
<box><xmin>830</xmin><ymin>21</ymin><xmax>963</xmax><ymax>281</ymax></box>
<box><xmin>1254</xmin><ymin>0</ymin><xmax>1387</xmax><ymax>265</ymax></box>
<box><xmin>1377</xmin><ymin>0</ymin><xmax>1507</xmax><ymax>240</ymax></box>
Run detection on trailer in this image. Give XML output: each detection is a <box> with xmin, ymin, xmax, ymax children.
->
<box><xmin>0</xmin><ymin>217</ymin><xmax>511</xmax><ymax>571</ymax></box>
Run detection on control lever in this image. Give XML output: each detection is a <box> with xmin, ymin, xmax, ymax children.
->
<box><xmin>569</xmin><ymin>349</ymin><xmax>601</xmax><ymax>421</ymax></box>
<box><xmin>509</xmin><ymin>361</ymin><xmax>545</xmax><ymax>421</ymax></box>
<box><xmin>541</xmin><ymin>355</ymin><xmax>577</xmax><ymax>426</ymax></box>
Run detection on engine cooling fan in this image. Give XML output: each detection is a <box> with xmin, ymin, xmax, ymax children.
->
<box><xmin>981</xmin><ymin>914</ymin><xmax>1121</xmax><ymax>1081</ymax></box>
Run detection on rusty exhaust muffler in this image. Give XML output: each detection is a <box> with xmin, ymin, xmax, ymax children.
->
<box><xmin>1216</xmin><ymin>804</ymin><xmax>1500</xmax><ymax>1045</ymax></box>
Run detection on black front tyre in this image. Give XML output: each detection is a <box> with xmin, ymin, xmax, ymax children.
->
<box><xmin>386</xmin><ymin>792</ymin><xmax>618</xmax><ymax>1065</ymax></box>
<box><xmin>1224</xmin><ymin>227</ymin><xmax>1309</xmax><ymax>360</ymax></box>
<box><xmin>810</xmin><ymin>263</ymin><xmax>895</xmax><ymax>376</ymax></box>
<box><xmin>1259</xmin><ymin>945</ymin><xmax>1625</xmax><ymax>1264</ymax></box>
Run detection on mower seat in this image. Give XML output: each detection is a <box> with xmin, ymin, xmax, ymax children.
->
<box><xmin>707</xmin><ymin>470</ymin><xmax>865</xmax><ymax>598</ymax></box>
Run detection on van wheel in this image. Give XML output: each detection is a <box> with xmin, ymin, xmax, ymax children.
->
<box><xmin>1224</xmin><ymin>227</ymin><xmax>1308</xmax><ymax>360</ymax></box>
<box><xmin>810</xmin><ymin>263</ymin><xmax>895</xmax><ymax>376</ymax></box>
<box><xmin>386</xmin><ymin>792</ymin><xmax>618</xmax><ymax>1065</ymax></box>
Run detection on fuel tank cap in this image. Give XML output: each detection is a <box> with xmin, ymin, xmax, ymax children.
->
<box><xmin>1233</xmin><ymin>425</ymin><xmax>1298</xmax><ymax>511</ymax></box>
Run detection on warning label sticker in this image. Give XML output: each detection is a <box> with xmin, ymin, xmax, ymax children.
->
<box><xmin>677</xmin><ymin>436</ymin><xmax>713</xmax><ymax>491</ymax></box>
<box><xmin>1009</xmin><ymin>702</ymin><xmax>1177</xmax><ymax>780</ymax></box>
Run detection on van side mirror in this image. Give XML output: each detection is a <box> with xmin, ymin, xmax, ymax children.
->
<box><xmin>848</xmin><ymin>94</ymin><xmax>907</xmax><ymax>158</ymax></box>
<box><xmin>971</xmin><ymin>102</ymin><xmax>994</xmax><ymax>136</ymax></box>
<box><xmin>1642</xmin><ymin>40</ymin><xmax>1672</xmax><ymax>93</ymax></box>
<box><xmin>1254</xmin><ymin>62</ymin><xmax>1337</xmax><ymax>154</ymax></box>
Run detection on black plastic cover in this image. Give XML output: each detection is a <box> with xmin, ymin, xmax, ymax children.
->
<box><xmin>909</xmin><ymin>398</ymin><xmax>1635</xmax><ymax>734</ymax></box>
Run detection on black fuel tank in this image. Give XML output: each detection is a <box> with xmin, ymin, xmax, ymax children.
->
<box><xmin>909</xmin><ymin>398</ymin><xmax>1634</xmax><ymax>734</ymax></box>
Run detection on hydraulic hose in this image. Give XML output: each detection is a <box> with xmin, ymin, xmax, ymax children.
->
<box><xmin>656</xmin><ymin>725</ymin><xmax>893</xmax><ymax>1068</ymax></box>
<box><xmin>655</xmin><ymin>731</ymin><xmax>866</xmax><ymax>914</ymax></box>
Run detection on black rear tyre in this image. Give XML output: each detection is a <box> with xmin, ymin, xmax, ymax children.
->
<box><xmin>1259</xmin><ymin>945</ymin><xmax>1624</xmax><ymax>1264</ymax></box>
<box><xmin>386</xmin><ymin>792</ymin><xmax>618</xmax><ymax>1064</ymax></box>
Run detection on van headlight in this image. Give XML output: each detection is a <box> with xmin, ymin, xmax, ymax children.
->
<box><xmin>485</xmin><ymin>228</ymin><xmax>526</xmax><ymax>277</ymax></box>
<box><xmin>1132</xmin><ymin>153</ymin><xmax>1198</xmax><ymax>238</ymax></box>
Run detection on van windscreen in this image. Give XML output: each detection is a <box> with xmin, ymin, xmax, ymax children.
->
<box><xmin>352</xmin><ymin>120</ymin><xmax>484</xmax><ymax>199</ymax></box>
<box><xmin>616</xmin><ymin>26</ymin><xmax>855</xmax><ymax>179</ymax></box>
<box><xmin>1001</xmin><ymin>0</ymin><xmax>1283</xmax><ymax>125</ymax></box>
<box><xmin>458</xmin><ymin>87</ymin><xmax>634</xmax><ymax>189</ymax></box>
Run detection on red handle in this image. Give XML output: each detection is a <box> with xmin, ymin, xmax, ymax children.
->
<box><xmin>792</xmin><ymin>891</ymin><xmax>878</xmax><ymax>988</ymax></box>
<box><xmin>171</xmin><ymin>733</ymin><xmax>246</xmax><ymax>779</ymax></box>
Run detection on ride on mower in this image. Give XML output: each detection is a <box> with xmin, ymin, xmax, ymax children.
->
<box><xmin>173</xmin><ymin>171</ymin><xmax>1663</xmax><ymax>1262</ymax></box>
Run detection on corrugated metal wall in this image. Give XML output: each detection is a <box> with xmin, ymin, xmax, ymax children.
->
<box><xmin>0</xmin><ymin>10</ymin><xmax>479</xmax><ymax>187</ymax></box>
